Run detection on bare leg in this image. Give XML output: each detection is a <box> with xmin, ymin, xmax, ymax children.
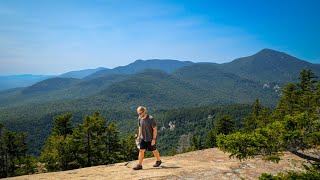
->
<box><xmin>138</xmin><ymin>149</ymin><xmax>146</xmax><ymax>165</ymax></box>
<box><xmin>152</xmin><ymin>149</ymin><xmax>161</xmax><ymax>161</ymax></box>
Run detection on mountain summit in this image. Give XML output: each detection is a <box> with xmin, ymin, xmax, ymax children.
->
<box><xmin>220</xmin><ymin>48</ymin><xmax>320</xmax><ymax>83</ymax></box>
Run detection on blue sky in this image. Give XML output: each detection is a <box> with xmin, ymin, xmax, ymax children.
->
<box><xmin>0</xmin><ymin>0</ymin><xmax>319</xmax><ymax>75</ymax></box>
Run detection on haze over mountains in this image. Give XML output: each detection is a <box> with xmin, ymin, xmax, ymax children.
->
<box><xmin>1</xmin><ymin>48</ymin><xmax>319</xmax><ymax>91</ymax></box>
<box><xmin>1</xmin><ymin>48</ymin><xmax>320</xmax><ymax>115</ymax></box>
<box><xmin>1</xmin><ymin>48</ymin><xmax>319</xmax><ymax>106</ymax></box>
<box><xmin>0</xmin><ymin>48</ymin><xmax>320</xmax><ymax>155</ymax></box>
<box><xmin>0</xmin><ymin>75</ymin><xmax>55</xmax><ymax>91</ymax></box>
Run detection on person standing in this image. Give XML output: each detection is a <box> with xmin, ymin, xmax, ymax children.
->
<box><xmin>133</xmin><ymin>106</ymin><xmax>162</xmax><ymax>170</ymax></box>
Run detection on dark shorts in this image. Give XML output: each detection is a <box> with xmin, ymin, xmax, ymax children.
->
<box><xmin>140</xmin><ymin>140</ymin><xmax>157</xmax><ymax>151</ymax></box>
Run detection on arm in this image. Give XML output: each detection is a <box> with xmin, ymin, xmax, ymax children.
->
<box><xmin>151</xmin><ymin>126</ymin><xmax>157</xmax><ymax>146</ymax></box>
<box><xmin>138</xmin><ymin>127</ymin><xmax>142</xmax><ymax>139</ymax></box>
<box><xmin>137</xmin><ymin>118</ymin><xmax>141</xmax><ymax>140</ymax></box>
<box><xmin>153</xmin><ymin>126</ymin><xmax>157</xmax><ymax>140</ymax></box>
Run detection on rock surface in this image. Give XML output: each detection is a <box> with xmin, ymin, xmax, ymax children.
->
<box><xmin>7</xmin><ymin>148</ymin><xmax>305</xmax><ymax>180</ymax></box>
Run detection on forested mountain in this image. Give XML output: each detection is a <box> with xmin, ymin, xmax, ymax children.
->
<box><xmin>0</xmin><ymin>48</ymin><xmax>318</xmax><ymax>156</ymax></box>
<box><xmin>59</xmin><ymin>67</ymin><xmax>106</xmax><ymax>78</ymax></box>
<box><xmin>219</xmin><ymin>48</ymin><xmax>320</xmax><ymax>83</ymax></box>
<box><xmin>85</xmin><ymin>59</ymin><xmax>194</xmax><ymax>79</ymax></box>
<box><xmin>0</xmin><ymin>75</ymin><xmax>129</xmax><ymax>108</ymax></box>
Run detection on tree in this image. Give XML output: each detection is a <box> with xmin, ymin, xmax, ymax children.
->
<box><xmin>0</xmin><ymin>126</ymin><xmax>29</xmax><ymax>178</ymax></box>
<box><xmin>297</xmin><ymin>69</ymin><xmax>317</xmax><ymax>115</ymax></box>
<box><xmin>205</xmin><ymin>129</ymin><xmax>216</xmax><ymax>148</ymax></box>
<box><xmin>40</xmin><ymin>113</ymin><xmax>75</xmax><ymax>171</ymax></box>
<box><xmin>275</xmin><ymin>83</ymin><xmax>300</xmax><ymax>117</ymax></box>
<box><xmin>74</xmin><ymin>112</ymin><xmax>107</xmax><ymax>167</ymax></box>
<box><xmin>217</xmin><ymin>69</ymin><xmax>320</xmax><ymax>176</ymax></box>
<box><xmin>244</xmin><ymin>99</ymin><xmax>271</xmax><ymax>132</ymax></box>
<box><xmin>190</xmin><ymin>134</ymin><xmax>203</xmax><ymax>150</ymax></box>
<box><xmin>41</xmin><ymin>111</ymin><xmax>133</xmax><ymax>171</ymax></box>
<box><xmin>214</xmin><ymin>115</ymin><xmax>235</xmax><ymax>135</ymax></box>
<box><xmin>52</xmin><ymin>113</ymin><xmax>73</xmax><ymax>139</ymax></box>
<box><xmin>120</xmin><ymin>134</ymin><xmax>138</xmax><ymax>161</ymax></box>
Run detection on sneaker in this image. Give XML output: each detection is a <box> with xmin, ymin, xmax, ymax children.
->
<box><xmin>132</xmin><ymin>164</ymin><xmax>142</xmax><ymax>170</ymax></box>
<box><xmin>153</xmin><ymin>160</ymin><xmax>162</xmax><ymax>167</ymax></box>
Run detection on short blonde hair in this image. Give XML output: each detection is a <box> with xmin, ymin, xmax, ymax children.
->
<box><xmin>137</xmin><ymin>106</ymin><xmax>147</xmax><ymax>113</ymax></box>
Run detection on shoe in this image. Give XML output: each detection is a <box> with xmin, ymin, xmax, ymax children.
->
<box><xmin>153</xmin><ymin>160</ymin><xmax>162</xmax><ymax>167</ymax></box>
<box><xmin>132</xmin><ymin>164</ymin><xmax>142</xmax><ymax>170</ymax></box>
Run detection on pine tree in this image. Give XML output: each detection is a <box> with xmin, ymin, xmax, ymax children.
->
<box><xmin>217</xmin><ymin>69</ymin><xmax>320</xmax><ymax>166</ymax></box>
<box><xmin>297</xmin><ymin>69</ymin><xmax>318</xmax><ymax>114</ymax></box>
<box><xmin>3</xmin><ymin>131</ymin><xmax>28</xmax><ymax>176</ymax></box>
<box><xmin>53</xmin><ymin>113</ymin><xmax>73</xmax><ymax>139</ymax></box>
<box><xmin>244</xmin><ymin>99</ymin><xmax>271</xmax><ymax>132</ymax></box>
<box><xmin>214</xmin><ymin>115</ymin><xmax>235</xmax><ymax>135</ymax></box>
<box><xmin>205</xmin><ymin>129</ymin><xmax>216</xmax><ymax>148</ymax></box>
<box><xmin>120</xmin><ymin>134</ymin><xmax>138</xmax><ymax>161</ymax></box>
<box><xmin>40</xmin><ymin>113</ymin><xmax>74</xmax><ymax>171</ymax></box>
<box><xmin>103</xmin><ymin>123</ymin><xmax>121</xmax><ymax>164</ymax></box>
<box><xmin>275</xmin><ymin>83</ymin><xmax>299</xmax><ymax>117</ymax></box>
<box><xmin>76</xmin><ymin>112</ymin><xmax>107</xmax><ymax>166</ymax></box>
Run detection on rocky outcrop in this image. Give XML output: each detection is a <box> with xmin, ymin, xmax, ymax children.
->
<box><xmin>7</xmin><ymin>148</ymin><xmax>305</xmax><ymax>180</ymax></box>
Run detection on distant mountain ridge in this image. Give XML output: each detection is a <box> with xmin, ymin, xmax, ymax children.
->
<box><xmin>0</xmin><ymin>59</ymin><xmax>194</xmax><ymax>91</ymax></box>
<box><xmin>85</xmin><ymin>59</ymin><xmax>194</xmax><ymax>79</ymax></box>
<box><xmin>1</xmin><ymin>49</ymin><xmax>320</xmax><ymax>107</ymax></box>
<box><xmin>219</xmin><ymin>48</ymin><xmax>320</xmax><ymax>83</ymax></box>
<box><xmin>59</xmin><ymin>67</ymin><xmax>106</xmax><ymax>79</ymax></box>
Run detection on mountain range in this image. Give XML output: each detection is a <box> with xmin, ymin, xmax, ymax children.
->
<box><xmin>0</xmin><ymin>60</ymin><xmax>193</xmax><ymax>91</ymax></box>
<box><xmin>0</xmin><ymin>48</ymin><xmax>319</xmax><ymax>155</ymax></box>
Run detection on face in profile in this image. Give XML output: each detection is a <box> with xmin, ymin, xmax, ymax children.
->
<box><xmin>137</xmin><ymin>109</ymin><xmax>145</xmax><ymax>118</ymax></box>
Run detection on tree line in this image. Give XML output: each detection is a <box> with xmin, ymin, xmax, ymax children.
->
<box><xmin>39</xmin><ymin>112</ymin><xmax>138</xmax><ymax>171</ymax></box>
<box><xmin>0</xmin><ymin>112</ymin><xmax>138</xmax><ymax>178</ymax></box>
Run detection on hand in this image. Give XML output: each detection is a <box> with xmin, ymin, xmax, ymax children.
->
<box><xmin>151</xmin><ymin>139</ymin><xmax>156</xmax><ymax>146</ymax></box>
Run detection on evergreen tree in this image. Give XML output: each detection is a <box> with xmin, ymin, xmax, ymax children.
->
<box><xmin>75</xmin><ymin>112</ymin><xmax>107</xmax><ymax>166</ymax></box>
<box><xmin>104</xmin><ymin>123</ymin><xmax>121</xmax><ymax>164</ymax></box>
<box><xmin>297</xmin><ymin>69</ymin><xmax>317</xmax><ymax>114</ymax></box>
<box><xmin>275</xmin><ymin>83</ymin><xmax>299</xmax><ymax>117</ymax></box>
<box><xmin>205</xmin><ymin>129</ymin><xmax>216</xmax><ymax>148</ymax></box>
<box><xmin>190</xmin><ymin>134</ymin><xmax>202</xmax><ymax>150</ymax></box>
<box><xmin>53</xmin><ymin>113</ymin><xmax>73</xmax><ymax>139</ymax></box>
<box><xmin>120</xmin><ymin>134</ymin><xmax>138</xmax><ymax>161</ymax></box>
<box><xmin>214</xmin><ymin>115</ymin><xmax>235</xmax><ymax>135</ymax></box>
<box><xmin>217</xmin><ymin>69</ymin><xmax>320</xmax><ymax>173</ymax></box>
<box><xmin>0</xmin><ymin>128</ymin><xmax>29</xmax><ymax>177</ymax></box>
<box><xmin>40</xmin><ymin>113</ymin><xmax>75</xmax><ymax>171</ymax></box>
<box><xmin>244</xmin><ymin>99</ymin><xmax>271</xmax><ymax>132</ymax></box>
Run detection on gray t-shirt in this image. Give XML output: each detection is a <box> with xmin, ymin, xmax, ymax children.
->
<box><xmin>138</xmin><ymin>115</ymin><xmax>157</xmax><ymax>142</ymax></box>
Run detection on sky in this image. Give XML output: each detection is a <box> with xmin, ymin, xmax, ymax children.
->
<box><xmin>0</xmin><ymin>0</ymin><xmax>319</xmax><ymax>75</ymax></box>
